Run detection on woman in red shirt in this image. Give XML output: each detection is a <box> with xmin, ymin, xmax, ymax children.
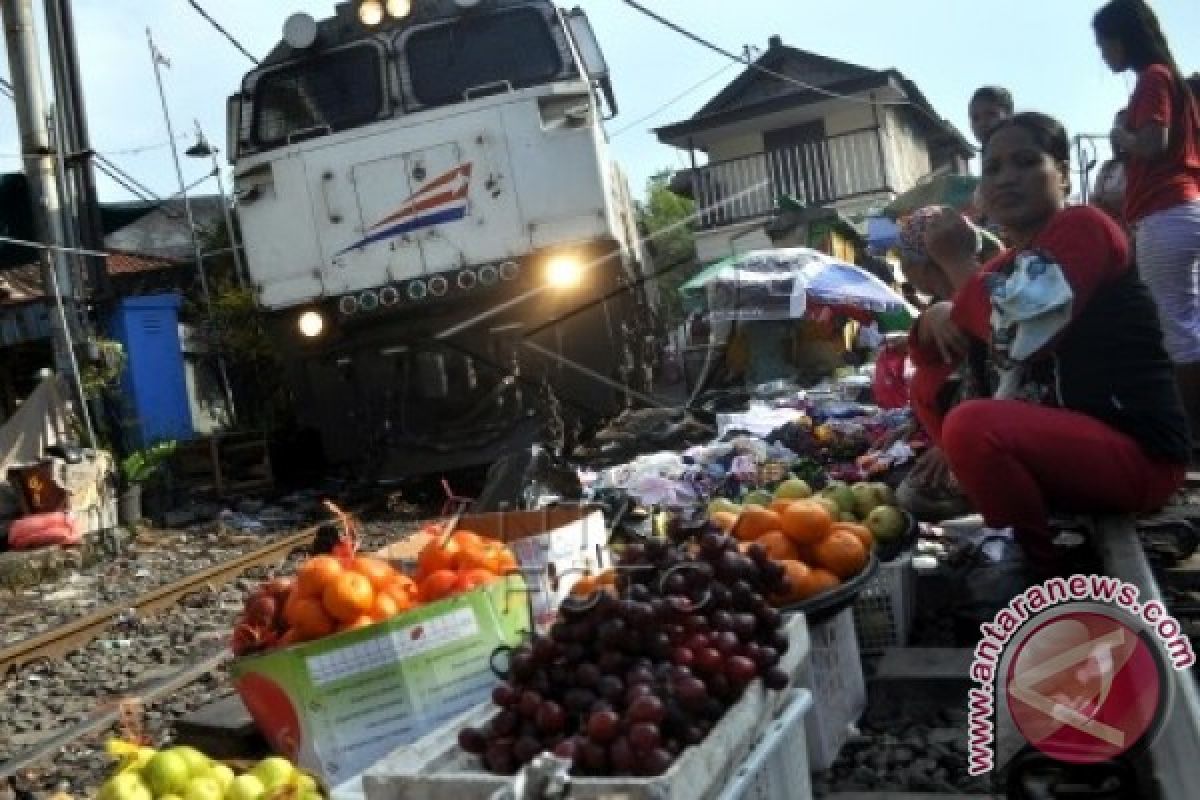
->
<box><xmin>914</xmin><ymin>112</ymin><xmax>1189</xmax><ymax>575</ymax></box>
<box><xmin>1094</xmin><ymin>0</ymin><xmax>1200</xmax><ymax>438</ymax></box>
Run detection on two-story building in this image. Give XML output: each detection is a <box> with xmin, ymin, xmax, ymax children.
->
<box><xmin>656</xmin><ymin>36</ymin><xmax>973</xmax><ymax>265</ymax></box>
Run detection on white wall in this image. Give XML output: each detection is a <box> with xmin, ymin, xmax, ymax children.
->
<box><xmin>824</xmin><ymin>105</ymin><xmax>877</xmax><ymax>136</ymax></box>
<box><xmin>882</xmin><ymin>108</ymin><xmax>933</xmax><ymax>194</ymax></box>
<box><xmin>694</xmin><ymin>221</ymin><xmax>773</xmax><ymax>264</ymax></box>
<box><xmin>708</xmin><ymin>132</ymin><xmax>765</xmax><ymax>163</ymax></box>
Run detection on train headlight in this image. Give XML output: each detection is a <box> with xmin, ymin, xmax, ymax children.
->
<box><xmin>386</xmin><ymin>0</ymin><xmax>413</xmax><ymax>18</ymax></box>
<box><xmin>298</xmin><ymin>310</ymin><xmax>325</xmax><ymax>338</ymax></box>
<box><xmin>545</xmin><ymin>254</ymin><xmax>584</xmax><ymax>289</ymax></box>
<box><xmin>358</xmin><ymin>0</ymin><xmax>385</xmax><ymax>26</ymax></box>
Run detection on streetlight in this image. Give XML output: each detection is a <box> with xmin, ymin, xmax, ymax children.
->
<box><xmin>186</xmin><ymin>122</ymin><xmax>248</xmax><ymax>288</ymax></box>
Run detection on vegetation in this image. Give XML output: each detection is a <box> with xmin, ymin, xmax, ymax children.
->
<box><xmin>636</xmin><ymin>169</ymin><xmax>698</xmax><ymax>326</ymax></box>
<box><xmin>120</xmin><ymin>440</ymin><xmax>177</xmax><ymax>487</ymax></box>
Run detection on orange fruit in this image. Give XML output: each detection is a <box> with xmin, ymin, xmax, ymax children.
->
<box><xmin>571</xmin><ymin>575</ymin><xmax>600</xmax><ymax>597</ymax></box>
<box><xmin>372</xmin><ymin>591</ymin><xmax>401</xmax><ymax>620</ymax></box>
<box><xmin>832</xmin><ymin>522</ymin><xmax>874</xmax><ymax>553</ymax></box>
<box><xmin>495</xmin><ymin>549</ymin><xmax>519</xmax><ymax>575</ymax></box>
<box><xmin>459</xmin><ymin>542</ymin><xmax>505</xmax><ymax>574</ymax></box>
<box><xmin>296</xmin><ymin>555</ymin><xmax>344</xmax><ymax>597</ymax></box>
<box><xmin>756</xmin><ymin>531</ymin><xmax>800</xmax><ymax>562</ymax></box>
<box><xmin>812</xmin><ymin>530</ymin><xmax>868</xmax><ymax>579</ymax></box>
<box><xmin>454</xmin><ymin>568</ymin><xmax>499</xmax><ymax>593</ymax></box>
<box><xmin>734</xmin><ymin>505</ymin><xmax>783</xmax><ymax>542</ymax></box>
<box><xmin>769</xmin><ymin>499</ymin><xmax>796</xmax><ymax>516</ymax></box>
<box><xmin>449</xmin><ymin>530</ymin><xmax>485</xmax><ymax>550</ymax></box>
<box><xmin>323</xmin><ymin>571</ymin><xmax>376</xmax><ymax>622</ymax></box>
<box><xmin>383</xmin><ymin>574</ymin><xmax>418</xmax><ymax>601</ymax></box>
<box><xmin>419</xmin><ymin>569</ymin><xmax>460</xmax><ymax>603</ymax></box>
<box><xmin>781</xmin><ymin>501</ymin><xmax>833</xmax><ymax>545</ymax></box>
<box><xmin>352</xmin><ymin>556</ymin><xmax>398</xmax><ymax>590</ymax></box>
<box><xmin>339</xmin><ymin>614</ymin><xmax>376</xmax><ymax>632</ymax></box>
<box><xmin>808</xmin><ymin>568</ymin><xmax>841</xmax><ymax>594</ymax></box>
<box><xmin>710</xmin><ymin>510</ymin><xmax>739</xmax><ymax>533</ymax></box>
<box><xmin>776</xmin><ymin>560</ymin><xmax>815</xmax><ymax>603</ymax></box>
<box><xmin>417</xmin><ymin>537</ymin><xmax>463</xmax><ymax>579</ymax></box>
<box><xmin>285</xmin><ymin>595</ymin><xmax>335</xmax><ymax>640</ymax></box>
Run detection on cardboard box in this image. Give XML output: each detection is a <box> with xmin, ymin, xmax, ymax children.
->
<box><xmin>231</xmin><ymin>577</ymin><xmax>528</xmax><ymax>786</ymax></box>
<box><xmin>234</xmin><ymin>507</ymin><xmax>610</xmax><ymax>786</ymax></box>
<box><xmin>380</xmin><ymin>507</ymin><xmax>612</xmax><ymax>631</ymax></box>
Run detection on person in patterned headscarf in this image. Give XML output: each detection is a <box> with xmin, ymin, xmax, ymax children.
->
<box><xmin>893</xmin><ymin>206</ymin><xmax>1001</xmax><ymax>520</ymax></box>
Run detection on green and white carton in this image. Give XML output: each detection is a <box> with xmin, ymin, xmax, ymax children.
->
<box><xmin>232</xmin><ymin>575</ymin><xmax>529</xmax><ymax>786</ymax></box>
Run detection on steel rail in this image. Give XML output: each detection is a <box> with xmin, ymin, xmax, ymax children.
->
<box><xmin>0</xmin><ymin>526</ymin><xmax>316</xmax><ymax>677</ymax></box>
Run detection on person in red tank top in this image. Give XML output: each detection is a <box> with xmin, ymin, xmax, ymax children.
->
<box><xmin>1094</xmin><ymin>0</ymin><xmax>1200</xmax><ymax>443</ymax></box>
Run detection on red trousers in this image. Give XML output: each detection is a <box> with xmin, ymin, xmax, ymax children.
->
<box><xmin>939</xmin><ymin>399</ymin><xmax>1185</xmax><ymax>566</ymax></box>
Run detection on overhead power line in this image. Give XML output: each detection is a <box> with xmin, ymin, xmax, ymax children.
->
<box><xmin>184</xmin><ymin>0</ymin><xmax>259</xmax><ymax>65</ymax></box>
<box><xmin>618</xmin><ymin>0</ymin><xmax>907</xmax><ymax>108</ymax></box>
<box><xmin>610</xmin><ymin>61</ymin><xmax>737</xmax><ymax>139</ymax></box>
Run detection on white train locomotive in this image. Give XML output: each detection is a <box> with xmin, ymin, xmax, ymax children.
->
<box><xmin>228</xmin><ymin>0</ymin><xmax>656</xmax><ymax>477</ymax></box>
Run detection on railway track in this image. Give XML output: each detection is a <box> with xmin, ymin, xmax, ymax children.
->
<box><xmin>0</xmin><ymin>526</ymin><xmax>317</xmax><ymax>678</ymax></box>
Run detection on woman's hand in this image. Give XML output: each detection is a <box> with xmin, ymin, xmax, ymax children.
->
<box><xmin>918</xmin><ymin>301</ymin><xmax>969</xmax><ymax>363</ymax></box>
<box><xmin>924</xmin><ymin>209</ymin><xmax>982</xmax><ymax>290</ymax></box>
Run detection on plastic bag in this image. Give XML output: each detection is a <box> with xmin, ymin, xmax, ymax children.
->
<box><xmin>8</xmin><ymin>511</ymin><xmax>82</xmax><ymax>549</ymax></box>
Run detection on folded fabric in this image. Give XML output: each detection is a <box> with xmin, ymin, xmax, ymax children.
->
<box><xmin>988</xmin><ymin>251</ymin><xmax>1074</xmax><ymax>361</ymax></box>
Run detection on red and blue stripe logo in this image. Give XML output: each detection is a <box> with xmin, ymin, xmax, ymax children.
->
<box><xmin>337</xmin><ymin>163</ymin><xmax>472</xmax><ymax>255</ymax></box>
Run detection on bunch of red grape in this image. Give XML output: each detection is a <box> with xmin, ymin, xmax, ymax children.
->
<box><xmin>458</xmin><ymin>532</ymin><xmax>793</xmax><ymax>777</ymax></box>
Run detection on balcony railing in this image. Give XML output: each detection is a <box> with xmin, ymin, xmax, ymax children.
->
<box><xmin>691</xmin><ymin>129</ymin><xmax>890</xmax><ymax>229</ymax></box>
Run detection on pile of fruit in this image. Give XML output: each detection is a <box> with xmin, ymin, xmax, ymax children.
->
<box><xmin>457</xmin><ymin>532</ymin><xmax>792</xmax><ymax>777</ymax></box>
<box><xmin>232</xmin><ymin>531</ymin><xmax>519</xmax><ymax>656</ymax></box>
<box><xmin>100</xmin><ymin>742</ymin><xmax>318</xmax><ymax>800</ymax></box>
<box><xmin>707</xmin><ymin>478</ymin><xmax>906</xmax><ymax>606</ymax></box>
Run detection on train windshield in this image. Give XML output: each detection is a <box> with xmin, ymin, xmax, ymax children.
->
<box><xmin>404</xmin><ymin>7</ymin><xmax>563</xmax><ymax>108</ymax></box>
<box><xmin>253</xmin><ymin>45</ymin><xmax>384</xmax><ymax>148</ymax></box>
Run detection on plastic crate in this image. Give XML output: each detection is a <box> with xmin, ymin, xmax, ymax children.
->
<box><xmin>797</xmin><ymin>608</ymin><xmax>866</xmax><ymax>772</ymax></box>
<box><xmin>716</xmin><ymin>689</ymin><xmax>814</xmax><ymax>800</ymax></box>
<box><xmin>852</xmin><ymin>553</ymin><xmax>916</xmax><ymax>653</ymax></box>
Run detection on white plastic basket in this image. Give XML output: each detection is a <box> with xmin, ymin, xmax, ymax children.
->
<box><xmin>797</xmin><ymin>609</ymin><xmax>866</xmax><ymax>772</ymax></box>
<box><xmin>852</xmin><ymin>552</ymin><xmax>915</xmax><ymax>653</ymax></box>
<box><xmin>716</xmin><ymin>689</ymin><xmax>814</xmax><ymax>800</ymax></box>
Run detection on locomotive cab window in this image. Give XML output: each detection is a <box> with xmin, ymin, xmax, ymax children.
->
<box><xmin>252</xmin><ymin>45</ymin><xmax>385</xmax><ymax>149</ymax></box>
<box><xmin>403</xmin><ymin>8</ymin><xmax>564</xmax><ymax>108</ymax></box>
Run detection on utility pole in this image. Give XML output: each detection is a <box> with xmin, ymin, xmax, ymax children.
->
<box><xmin>44</xmin><ymin>0</ymin><xmax>110</xmax><ymax>303</ymax></box>
<box><xmin>1</xmin><ymin>0</ymin><xmax>80</xmax><ymax>372</ymax></box>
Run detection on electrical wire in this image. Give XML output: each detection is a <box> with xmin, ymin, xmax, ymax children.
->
<box><xmin>619</xmin><ymin>0</ymin><xmax>909</xmax><ymax>108</ymax></box>
<box><xmin>184</xmin><ymin>0</ymin><xmax>259</xmax><ymax>65</ymax></box>
<box><xmin>610</xmin><ymin>61</ymin><xmax>737</xmax><ymax>139</ymax></box>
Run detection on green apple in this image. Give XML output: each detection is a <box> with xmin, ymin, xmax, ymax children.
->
<box><xmin>708</xmin><ymin>498</ymin><xmax>741</xmax><ymax>516</ymax></box>
<box><xmin>143</xmin><ymin>751</ymin><xmax>191</xmax><ymax>797</ymax></box>
<box><xmin>184</xmin><ymin>776</ymin><xmax>223</xmax><ymax>800</ymax></box>
<box><xmin>839</xmin><ymin>512</ymin><xmax>858</xmax><ymax>523</ymax></box>
<box><xmin>812</xmin><ymin>495</ymin><xmax>840</xmax><ymax>519</ymax></box>
<box><xmin>252</xmin><ymin>757</ymin><xmax>297</xmax><ymax>793</ymax></box>
<box><xmin>100</xmin><ymin>773</ymin><xmax>150</xmax><ymax>800</ymax></box>
<box><xmin>773</xmin><ymin>478</ymin><xmax>813</xmax><ymax>501</ymax></box>
<box><xmin>743</xmin><ymin>490</ymin><xmax>773</xmax><ymax>508</ymax></box>
<box><xmin>851</xmin><ymin>483</ymin><xmax>880</xmax><ymax>518</ymax></box>
<box><xmin>290</xmin><ymin>774</ymin><xmax>318</xmax><ymax>795</ymax></box>
<box><xmin>209</xmin><ymin>765</ymin><xmax>235</xmax><ymax>794</ymax></box>
<box><xmin>866</xmin><ymin>506</ymin><xmax>907</xmax><ymax>543</ymax></box>
<box><xmin>821</xmin><ymin>483</ymin><xmax>857</xmax><ymax>516</ymax></box>
<box><xmin>226</xmin><ymin>775</ymin><xmax>266</xmax><ymax>800</ymax></box>
<box><xmin>869</xmin><ymin>482</ymin><xmax>896</xmax><ymax>507</ymax></box>
<box><xmin>170</xmin><ymin>746</ymin><xmax>211</xmax><ymax>778</ymax></box>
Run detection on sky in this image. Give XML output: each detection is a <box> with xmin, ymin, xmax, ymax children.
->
<box><xmin>0</xmin><ymin>0</ymin><xmax>1197</xmax><ymax>206</ymax></box>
